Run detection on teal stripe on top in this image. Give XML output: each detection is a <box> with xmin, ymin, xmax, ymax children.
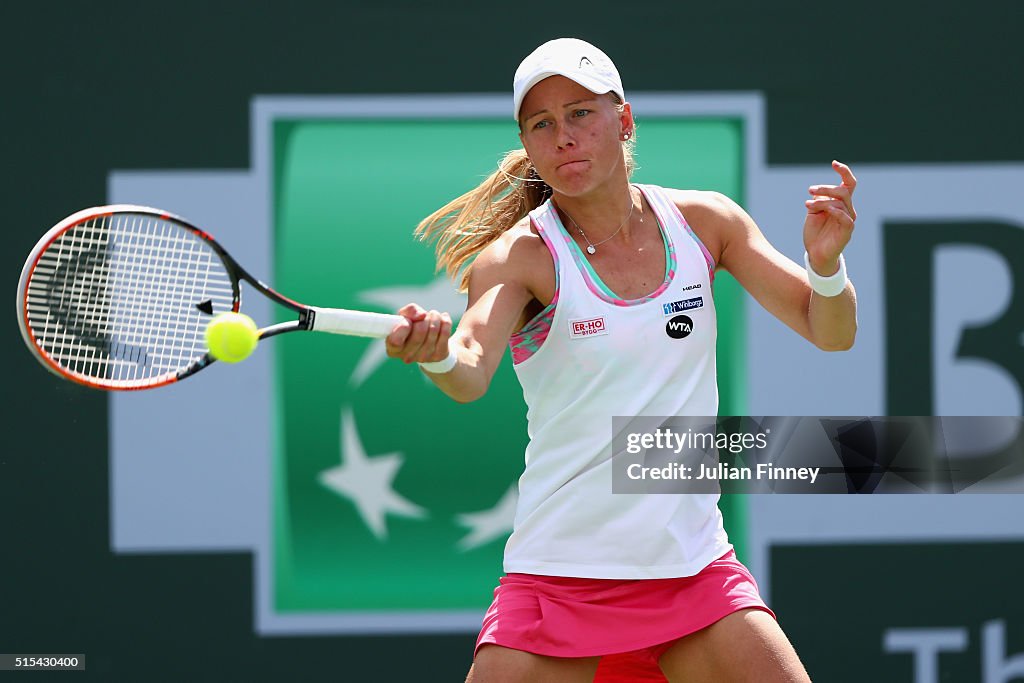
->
<box><xmin>551</xmin><ymin>185</ymin><xmax>677</xmax><ymax>306</ymax></box>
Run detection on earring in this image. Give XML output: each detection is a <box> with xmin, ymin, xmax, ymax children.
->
<box><xmin>622</xmin><ymin>132</ymin><xmax>631</xmax><ymax>140</ymax></box>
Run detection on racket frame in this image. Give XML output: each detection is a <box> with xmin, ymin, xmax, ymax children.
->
<box><xmin>18</xmin><ymin>205</ymin><xmax>397</xmax><ymax>390</ymax></box>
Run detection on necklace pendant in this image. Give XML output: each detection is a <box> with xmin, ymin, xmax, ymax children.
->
<box><xmin>587</xmin><ymin>245</ymin><xmax>596</xmax><ymax>255</ymax></box>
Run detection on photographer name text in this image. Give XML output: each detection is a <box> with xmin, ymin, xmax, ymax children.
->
<box><xmin>627</xmin><ymin>462</ymin><xmax>820</xmax><ymax>484</ymax></box>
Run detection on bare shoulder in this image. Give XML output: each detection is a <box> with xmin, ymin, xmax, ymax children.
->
<box><xmin>470</xmin><ymin>216</ymin><xmax>555</xmax><ymax>304</ymax></box>
<box><xmin>660</xmin><ymin>188</ymin><xmax>752</xmax><ymax>265</ymax></box>
<box><xmin>665</xmin><ymin>188</ymin><xmax>743</xmax><ymax>218</ymax></box>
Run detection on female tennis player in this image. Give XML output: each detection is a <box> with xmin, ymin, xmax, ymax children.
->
<box><xmin>386</xmin><ymin>38</ymin><xmax>856</xmax><ymax>683</ymax></box>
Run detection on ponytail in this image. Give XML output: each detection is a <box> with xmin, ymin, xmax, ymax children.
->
<box><xmin>414</xmin><ymin>148</ymin><xmax>549</xmax><ymax>291</ymax></box>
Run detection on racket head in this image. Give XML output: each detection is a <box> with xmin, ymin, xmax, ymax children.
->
<box><xmin>18</xmin><ymin>205</ymin><xmax>242</xmax><ymax>390</ymax></box>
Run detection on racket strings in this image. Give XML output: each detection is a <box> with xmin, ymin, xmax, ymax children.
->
<box><xmin>24</xmin><ymin>213</ymin><xmax>236</xmax><ymax>386</ymax></box>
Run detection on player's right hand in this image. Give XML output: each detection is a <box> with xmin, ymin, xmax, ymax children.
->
<box><xmin>386</xmin><ymin>303</ymin><xmax>453</xmax><ymax>364</ymax></box>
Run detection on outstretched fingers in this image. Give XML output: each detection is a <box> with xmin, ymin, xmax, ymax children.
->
<box><xmin>832</xmin><ymin>159</ymin><xmax>857</xmax><ymax>192</ymax></box>
<box><xmin>807</xmin><ymin>160</ymin><xmax>858</xmax><ymax>221</ymax></box>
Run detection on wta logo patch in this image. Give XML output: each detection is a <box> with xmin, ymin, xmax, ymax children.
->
<box><xmin>665</xmin><ymin>315</ymin><xmax>694</xmax><ymax>339</ymax></box>
<box><xmin>662</xmin><ymin>297</ymin><xmax>703</xmax><ymax>316</ymax></box>
<box><xmin>569</xmin><ymin>316</ymin><xmax>608</xmax><ymax>338</ymax></box>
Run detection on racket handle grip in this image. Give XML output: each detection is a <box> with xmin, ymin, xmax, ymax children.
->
<box><xmin>309</xmin><ymin>307</ymin><xmax>405</xmax><ymax>338</ymax></box>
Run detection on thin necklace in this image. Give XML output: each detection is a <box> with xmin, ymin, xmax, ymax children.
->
<box><xmin>560</xmin><ymin>190</ymin><xmax>639</xmax><ymax>255</ymax></box>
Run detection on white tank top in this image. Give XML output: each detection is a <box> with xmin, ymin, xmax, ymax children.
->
<box><xmin>503</xmin><ymin>184</ymin><xmax>732</xmax><ymax>579</ymax></box>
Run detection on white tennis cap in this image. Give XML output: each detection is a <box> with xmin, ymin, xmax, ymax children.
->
<box><xmin>513</xmin><ymin>38</ymin><xmax>625</xmax><ymax>121</ymax></box>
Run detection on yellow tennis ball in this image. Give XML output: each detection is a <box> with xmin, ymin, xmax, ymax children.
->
<box><xmin>204</xmin><ymin>312</ymin><xmax>259</xmax><ymax>363</ymax></box>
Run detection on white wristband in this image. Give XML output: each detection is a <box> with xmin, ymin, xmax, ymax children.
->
<box><xmin>805</xmin><ymin>251</ymin><xmax>848</xmax><ymax>297</ymax></box>
<box><xmin>418</xmin><ymin>343</ymin><xmax>458</xmax><ymax>374</ymax></box>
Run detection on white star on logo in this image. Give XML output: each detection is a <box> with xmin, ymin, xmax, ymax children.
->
<box><xmin>454</xmin><ymin>484</ymin><xmax>518</xmax><ymax>552</ymax></box>
<box><xmin>318</xmin><ymin>408</ymin><xmax>427</xmax><ymax>540</ymax></box>
<box><xmin>349</xmin><ymin>276</ymin><xmax>468</xmax><ymax>387</ymax></box>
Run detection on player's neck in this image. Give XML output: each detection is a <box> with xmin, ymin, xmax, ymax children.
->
<box><xmin>553</xmin><ymin>181</ymin><xmax>640</xmax><ymax>244</ymax></box>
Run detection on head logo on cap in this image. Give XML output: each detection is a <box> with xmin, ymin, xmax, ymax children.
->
<box><xmin>513</xmin><ymin>38</ymin><xmax>625</xmax><ymax>121</ymax></box>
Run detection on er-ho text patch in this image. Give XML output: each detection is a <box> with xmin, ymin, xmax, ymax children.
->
<box><xmin>569</xmin><ymin>317</ymin><xmax>608</xmax><ymax>338</ymax></box>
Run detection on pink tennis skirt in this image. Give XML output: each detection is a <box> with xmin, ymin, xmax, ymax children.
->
<box><xmin>475</xmin><ymin>549</ymin><xmax>774</xmax><ymax>682</ymax></box>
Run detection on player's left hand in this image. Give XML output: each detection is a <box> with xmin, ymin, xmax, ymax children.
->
<box><xmin>803</xmin><ymin>160</ymin><xmax>857</xmax><ymax>275</ymax></box>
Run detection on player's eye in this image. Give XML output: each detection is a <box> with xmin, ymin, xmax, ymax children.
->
<box><xmin>533</xmin><ymin>119</ymin><xmax>550</xmax><ymax>130</ymax></box>
<box><xmin>573</xmin><ymin>109</ymin><xmax>590</xmax><ymax>118</ymax></box>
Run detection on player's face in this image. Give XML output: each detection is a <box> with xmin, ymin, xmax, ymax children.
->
<box><xmin>518</xmin><ymin>76</ymin><xmax>630</xmax><ymax>198</ymax></box>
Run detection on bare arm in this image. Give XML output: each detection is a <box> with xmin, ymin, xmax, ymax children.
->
<box><xmin>675</xmin><ymin>161</ymin><xmax>858</xmax><ymax>351</ymax></box>
<box><xmin>385</xmin><ymin>221</ymin><xmax>550</xmax><ymax>402</ymax></box>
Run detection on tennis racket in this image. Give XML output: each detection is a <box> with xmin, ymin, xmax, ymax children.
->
<box><xmin>17</xmin><ymin>205</ymin><xmax>404</xmax><ymax>391</ymax></box>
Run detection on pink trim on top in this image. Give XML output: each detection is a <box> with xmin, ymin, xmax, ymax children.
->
<box><xmin>656</xmin><ymin>191</ymin><xmax>716</xmax><ymax>283</ymax></box>
<box><xmin>554</xmin><ymin>186</ymin><xmax>677</xmax><ymax>307</ymax></box>
<box><xmin>508</xmin><ymin>216</ymin><xmax>560</xmax><ymax>365</ymax></box>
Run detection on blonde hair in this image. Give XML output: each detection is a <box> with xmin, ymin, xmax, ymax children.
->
<box><xmin>416</xmin><ymin>97</ymin><xmax>636</xmax><ymax>292</ymax></box>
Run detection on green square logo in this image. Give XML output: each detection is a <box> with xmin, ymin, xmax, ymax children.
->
<box><xmin>271</xmin><ymin>110</ymin><xmax>747</xmax><ymax>621</ymax></box>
